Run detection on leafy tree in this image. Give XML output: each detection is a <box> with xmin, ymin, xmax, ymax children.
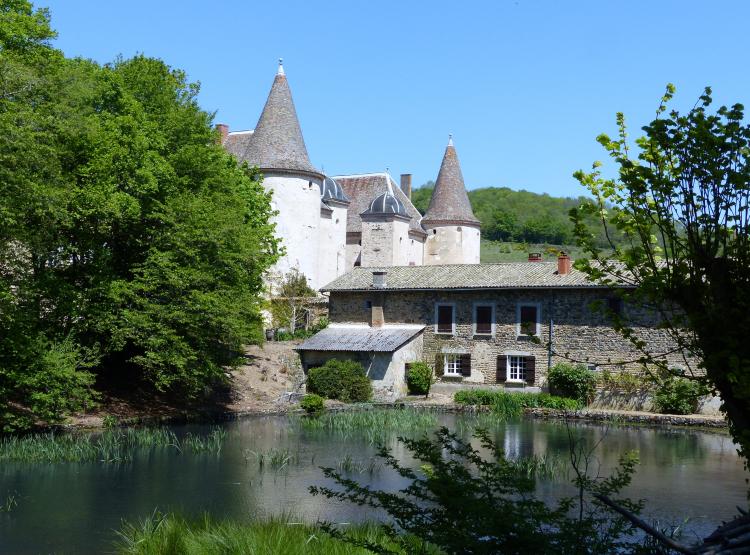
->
<box><xmin>571</xmin><ymin>84</ymin><xmax>750</xmax><ymax>461</ymax></box>
<box><xmin>269</xmin><ymin>268</ymin><xmax>317</xmax><ymax>333</ymax></box>
<box><xmin>0</xmin><ymin>2</ymin><xmax>279</xmax><ymax>429</ymax></box>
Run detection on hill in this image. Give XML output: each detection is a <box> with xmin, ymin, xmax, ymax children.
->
<box><xmin>411</xmin><ymin>182</ymin><xmax>614</xmax><ymax>250</ymax></box>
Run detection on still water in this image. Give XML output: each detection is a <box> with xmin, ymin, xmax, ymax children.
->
<box><xmin>0</xmin><ymin>414</ymin><xmax>746</xmax><ymax>554</ymax></box>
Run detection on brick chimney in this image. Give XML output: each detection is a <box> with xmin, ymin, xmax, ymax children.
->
<box><xmin>528</xmin><ymin>252</ymin><xmax>542</xmax><ymax>262</ymax></box>
<box><xmin>557</xmin><ymin>252</ymin><xmax>572</xmax><ymax>275</ymax></box>
<box><xmin>400</xmin><ymin>174</ymin><xmax>412</xmax><ymax>200</ymax></box>
<box><xmin>216</xmin><ymin>123</ymin><xmax>229</xmax><ymax>144</ymax></box>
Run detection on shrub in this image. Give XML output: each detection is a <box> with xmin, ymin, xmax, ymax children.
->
<box><xmin>299</xmin><ymin>394</ymin><xmax>325</xmax><ymax>415</ymax></box>
<box><xmin>652</xmin><ymin>376</ymin><xmax>706</xmax><ymax>415</ymax></box>
<box><xmin>307</xmin><ymin>359</ymin><xmax>372</xmax><ymax>403</ymax></box>
<box><xmin>547</xmin><ymin>363</ymin><xmax>597</xmax><ymax>404</ymax></box>
<box><xmin>406</xmin><ymin>362</ymin><xmax>434</xmax><ymax>396</ymax></box>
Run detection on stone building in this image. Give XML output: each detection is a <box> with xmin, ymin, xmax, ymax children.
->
<box><xmin>297</xmin><ymin>254</ymin><xmax>690</xmax><ymax>399</ymax></box>
<box><xmin>220</xmin><ymin>61</ymin><xmax>480</xmax><ymax>290</ymax></box>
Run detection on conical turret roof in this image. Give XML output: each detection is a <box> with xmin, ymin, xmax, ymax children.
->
<box><xmin>422</xmin><ymin>136</ymin><xmax>480</xmax><ymax>227</ymax></box>
<box><xmin>241</xmin><ymin>60</ymin><xmax>321</xmax><ymax>176</ymax></box>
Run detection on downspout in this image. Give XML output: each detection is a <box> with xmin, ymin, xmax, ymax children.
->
<box><xmin>548</xmin><ymin>317</ymin><xmax>554</xmax><ymax>373</ymax></box>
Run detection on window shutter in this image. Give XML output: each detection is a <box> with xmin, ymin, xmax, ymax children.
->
<box><xmin>525</xmin><ymin>356</ymin><xmax>536</xmax><ymax>385</ymax></box>
<box><xmin>496</xmin><ymin>356</ymin><xmax>507</xmax><ymax>383</ymax></box>
<box><xmin>460</xmin><ymin>354</ymin><xmax>471</xmax><ymax>376</ymax></box>
<box><xmin>434</xmin><ymin>353</ymin><xmax>444</xmax><ymax>377</ymax></box>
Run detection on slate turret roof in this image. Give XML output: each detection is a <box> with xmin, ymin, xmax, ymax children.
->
<box><xmin>422</xmin><ymin>136</ymin><xmax>480</xmax><ymax>227</ymax></box>
<box><xmin>225</xmin><ymin>60</ymin><xmax>321</xmax><ymax>177</ymax></box>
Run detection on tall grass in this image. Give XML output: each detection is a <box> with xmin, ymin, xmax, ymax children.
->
<box><xmin>297</xmin><ymin>409</ymin><xmax>438</xmax><ymax>443</ymax></box>
<box><xmin>244</xmin><ymin>447</ymin><xmax>299</xmax><ymax>471</ymax></box>
<box><xmin>0</xmin><ymin>426</ymin><xmax>227</xmax><ymax>463</ymax></box>
<box><xmin>454</xmin><ymin>390</ymin><xmax>581</xmax><ymax>418</ymax></box>
<box><xmin>336</xmin><ymin>454</ymin><xmax>382</xmax><ymax>475</ymax></box>
<box><xmin>115</xmin><ymin>512</ymin><xmax>442</xmax><ymax>555</ymax></box>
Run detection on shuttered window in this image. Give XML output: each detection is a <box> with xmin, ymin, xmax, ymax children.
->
<box><xmin>508</xmin><ymin>356</ymin><xmax>526</xmax><ymax>381</ymax></box>
<box><xmin>445</xmin><ymin>354</ymin><xmax>462</xmax><ymax>375</ymax></box>
<box><xmin>474</xmin><ymin>305</ymin><xmax>493</xmax><ymax>335</ymax></box>
<box><xmin>519</xmin><ymin>305</ymin><xmax>539</xmax><ymax>336</ymax></box>
<box><xmin>436</xmin><ymin>304</ymin><xmax>454</xmax><ymax>334</ymax></box>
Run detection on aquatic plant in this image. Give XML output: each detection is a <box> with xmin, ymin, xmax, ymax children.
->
<box><xmin>454</xmin><ymin>390</ymin><xmax>582</xmax><ymax>417</ymax></box>
<box><xmin>244</xmin><ymin>447</ymin><xmax>299</xmax><ymax>471</ymax></box>
<box><xmin>336</xmin><ymin>454</ymin><xmax>381</xmax><ymax>475</ymax></box>
<box><xmin>0</xmin><ymin>426</ymin><xmax>226</xmax><ymax>463</ymax></box>
<box><xmin>297</xmin><ymin>408</ymin><xmax>438</xmax><ymax>443</ymax></box>
<box><xmin>115</xmin><ymin>512</ymin><xmax>437</xmax><ymax>554</ymax></box>
<box><xmin>0</xmin><ymin>492</ymin><xmax>17</xmax><ymax>513</ymax></box>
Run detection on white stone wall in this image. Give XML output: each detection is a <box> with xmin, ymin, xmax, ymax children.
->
<box><xmin>361</xmin><ymin>218</ymin><xmax>411</xmax><ymax>267</ymax></box>
<box><xmin>264</xmin><ymin>174</ymin><xmax>323</xmax><ymax>289</ymax></box>
<box><xmin>317</xmin><ymin>203</ymin><xmax>348</xmax><ymax>288</ymax></box>
<box><xmin>345</xmin><ymin>234</ymin><xmax>362</xmax><ymax>269</ymax></box>
<box><xmin>407</xmin><ymin>234</ymin><xmax>426</xmax><ymax>267</ymax></box>
<box><xmin>423</xmin><ymin>224</ymin><xmax>481</xmax><ymax>265</ymax></box>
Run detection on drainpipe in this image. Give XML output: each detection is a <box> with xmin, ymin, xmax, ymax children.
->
<box><xmin>548</xmin><ymin>318</ymin><xmax>554</xmax><ymax>373</ymax></box>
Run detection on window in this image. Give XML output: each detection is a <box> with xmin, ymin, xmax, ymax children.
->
<box><xmin>517</xmin><ymin>304</ymin><xmax>540</xmax><ymax>337</ymax></box>
<box><xmin>586</xmin><ymin>363</ymin><xmax>599</xmax><ymax>372</ymax></box>
<box><xmin>507</xmin><ymin>356</ymin><xmax>526</xmax><ymax>381</ymax></box>
<box><xmin>607</xmin><ymin>297</ymin><xmax>623</xmax><ymax>316</ymax></box>
<box><xmin>435</xmin><ymin>303</ymin><xmax>455</xmax><ymax>334</ymax></box>
<box><xmin>474</xmin><ymin>303</ymin><xmax>494</xmax><ymax>335</ymax></box>
<box><xmin>445</xmin><ymin>353</ymin><xmax>462</xmax><ymax>376</ymax></box>
<box><xmin>364</xmin><ymin>300</ymin><xmax>372</xmax><ymax>309</ymax></box>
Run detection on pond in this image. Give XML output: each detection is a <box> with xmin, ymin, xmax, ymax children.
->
<box><xmin>0</xmin><ymin>412</ymin><xmax>746</xmax><ymax>554</ymax></box>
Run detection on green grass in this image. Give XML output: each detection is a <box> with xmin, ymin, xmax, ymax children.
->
<box><xmin>480</xmin><ymin>240</ymin><xmax>591</xmax><ymax>263</ymax></box>
<box><xmin>243</xmin><ymin>447</ymin><xmax>300</xmax><ymax>471</ymax></box>
<box><xmin>115</xmin><ymin>512</ymin><xmax>443</xmax><ymax>555</ymax></box>
<box><xmin>0</xmin><ymin>426</ymin><xmax>226</xmax><ymax>463</ymax></box>
<box><xmin>336</xmin><ymin>454</ymin><xmax>382</xmax><ymax>475</ymax></box>
<box><xmin>454</xmin><ymin>390</ymin><xmax>582</xmax><ymax>418</ymax></box>
<box><xmin>296</xmin><ymin>408</ymin><xmax>438</xmax><ymax>443</ymax></box>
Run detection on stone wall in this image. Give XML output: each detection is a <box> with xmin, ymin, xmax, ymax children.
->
<box><xmin>423</xmin><ymin>224</ymin><xmax>481</xmax><ymax>265</ymax></box>
<box><xmin>328</xmin><ymin>288</ymin><xmax>693</xmax><ymax>386</ymax></box>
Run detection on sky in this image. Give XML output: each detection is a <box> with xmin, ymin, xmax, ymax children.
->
<box><xmin>41</xmin><ymin>0</ymin><xmax>750</xmax><ymax>197</ymax></box>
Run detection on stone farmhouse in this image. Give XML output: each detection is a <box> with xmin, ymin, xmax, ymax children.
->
<box><xmin>218</xmin><ymin>60</ymin><xmax>480</xmax><ymax>290</ymax></box>
<box><xmin>297</xmin><ymin>254</ymin><xmax>690</xmax><ymax>399</ymax></box>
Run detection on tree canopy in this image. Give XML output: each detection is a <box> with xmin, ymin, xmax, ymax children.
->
<box><xmin>572</xmin><ymin>84</ymin><xmax>750</xmax><ymax>462</ymax></box>
<box><xmin>0</xmin><ymin>0</ymin><xmax>279</xmax><ymax>430</ymax></box>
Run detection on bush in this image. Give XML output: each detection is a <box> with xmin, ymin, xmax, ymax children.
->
<box><xmin>307</xmin><ymin>360</ymin><xmax>372</xmax><ymax>403</ymax></box>
<box><xmin>406</xmin><ymin>362</ymin><xmax>434</xmax><ymax>396</ymax></box>
<box><xmin>299</xmin><ymin>394</ymin><xmax>325</xmax><ymax>415</ymax></box>
<box><xmin>547</xmin><ymin>363</ymin><xmax>597</xmax><ymax>404</ymax></box>
<box><xmin>652</xmin><ymin>376</ymin><xmax>706</xmax><ymax>415</ymax></box>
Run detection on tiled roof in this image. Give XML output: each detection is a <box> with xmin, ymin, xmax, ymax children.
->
<box><xmin>422</xmin><ymin>139</ymin><xmax>480</xmax><ymax>227</ymax></box>
<box><xmin>321</xmin><ymin>262</ymin><xmax>627</xmax><ymax>291</ymax></box>
<box><xmin>223</xmin><ymin>131</ymin><xmax>254</xmax><ymax>159</ymax></box>
<box><xmin>231</xmin><ymin>71</ymin><xmax>320</xmax><ymax>176</ymax></box>
<box><xmin>296</xmin><ymin>325</ymin><xmax>424</xmax><ymax>352</ymax></box>
<box><xmin>334</xmin><ymin>173</ymin><xmax>425</xmax><ymax>234</ymax></box>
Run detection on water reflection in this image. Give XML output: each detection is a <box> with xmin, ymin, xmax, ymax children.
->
<box><xmin>0</xmin><ymin>415</ymin><xmax>746</xmax><ymax>554</ymax></box>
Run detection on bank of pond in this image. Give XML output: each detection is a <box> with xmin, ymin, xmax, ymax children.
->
<box><xmin>0</xmin><ymin>409</ymin><xmax>746</xmax><ymax>554</ymax></box>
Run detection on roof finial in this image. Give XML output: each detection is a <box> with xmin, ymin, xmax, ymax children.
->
<box><xmin>277</xmin><ymin>58</ymin><xmax>285</xmax><ymax>76</ymax></box>
<box><xmin>448</xmin><ymin>133</ymin><xmax>454</xmax><ymax>147</ymax></box>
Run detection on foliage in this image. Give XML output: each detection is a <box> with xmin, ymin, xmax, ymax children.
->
<box><xmin>268</xmin><ymin>269</ymin><xmax>317</xmax><ymax>334</ymax></box>
<box><xmin>306</xmin><ymin>360</ymin><xmax>372</xmax><ymax>403</ymax></box>
<box><xmin>571</xmin><ymin>84</ymin><xmax>750</xmax><ymax>459</ymax></box>
<box><xmin>297</xmin><ymin>408</ymin><xmax>438</xmax><ymax>443</ymax></box>
<box><xmin>454</xmin><ymin>389</ymin><xmax>582</xmax><ymax>417</ymax></box>
<box><xmin>652</xmin><ymin>375</ymin><xmax>707</xmax><ymax>415</ymax></box>
<box><xmin>300</xmin><ymin>393</ymin><xmax>326</xmax><ymax>415</ymax></box>
<box><xmin>548</xmin><ymin>363</ymin><xmax>597</xmax><ymax>404</ymax></box>
<box><xmin>411</xmin><ymin>182</ymin><xmax>622</xmax><ymax>248</ymax></box>
<box><xmin>0</xmin><ymin>2</ymin><xmax>278</xmax><ymax>430</ymax></box>
<box><xmin>597</xmin><ymin>369</ymin><xmax>652</xmax><ymax>395</ymax></box>
<box><xmin>311</xmin><ymin>427</ymin><xmax>647</xmax><ymax>554</ymax></box>
<box><xmin>115</xmin><ymin>512</ymin><xmax>427</xmax><ymax>555</ymax></box>
<box><xmin>274</xmin><ymin>316</ymin><xmax>328</xmax><ymax>341</ymax></box>
<box><xmin>406</xmin><ymin>362</ymin><xmax>434</xmax><ymax>396</ymax></box>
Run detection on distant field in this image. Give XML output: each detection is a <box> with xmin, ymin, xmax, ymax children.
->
<box><xmin>479</xmin><ymin>240</ymin><xmax>590</xmax><ymax>263</ymax></box>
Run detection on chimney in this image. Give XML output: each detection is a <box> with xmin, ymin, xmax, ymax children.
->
<box><xmin>557</xmin><ymin>252</ymin><xmax>572</xmax><ymax>275</ymax></box>
<box><xmin>528</xmin><ymin>252</ymin><xmax>542</xmax><ymax>262</ymax></box>
<box><xmin>216</xmin><ymin>123</ymin><xmax>229</xmax><ymax>144</ymax></box>
<box><xmin>400</xmin><ymin>174</ymin><xmax>412</xmax><ymax>200</ymax></box>
<box><xmin>372</xmin><ymin>270</ymin><xmax>387</xmax><ymax>289</ymax></box>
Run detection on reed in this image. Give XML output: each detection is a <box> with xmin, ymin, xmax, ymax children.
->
<box><xmin>115</xmin><ymin>512</ymin><xmax>440</xmax><ymax>555</ymax></box>
<box><xmin>244</xmin><ymin>447</ymin><xmax>299</xmax><ymax>471</ymax></box>
<box><xmin>0</xmin><ymin>426</ymin><xmax>225</xmax><ymax>463</ymax></box>
<box><xmin>336</xmin><ymin>454</ymin><xmax>382</xmax><ymax>475</ymax></box>
<box><xmin>454</xmin><ymin>390</ymin><xmax>582</xmax><ymax>418</ymax></box>
<box><xmin>297</xmin><ymin>409</ymin><xmax>438</xmax><ymax>443</ymax></box>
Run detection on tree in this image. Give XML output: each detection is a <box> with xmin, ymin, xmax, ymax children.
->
<box><xmin>0</xmin><ymin>2</ymin><xmax>279</xmax><ymax>429</ymax></box>
<box><xmin>269</xmin><ymin>268</ymin><xmax>317</xmax><ymax>333</ymax></box>
<box><xmin>571</xmin><ymin>84</ymin><xmax>750</xmax><ymax>462</ymax></box>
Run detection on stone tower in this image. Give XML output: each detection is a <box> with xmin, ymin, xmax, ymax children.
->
<box><xmin>422</xmin><ymin>136</ymin><xmax>481</xmax><ymax>264</ymax></box>
<box><xmin>360</xmin><ymin>180</ymin><xmax>412</xmax><ymax>267</ymax></box>
<box><xmin>318</xmin><ymin>176</ymin><xmax>350</xmax><ymax>287</ymax></box>
<box><xmin>224</xmin><ymin>60</ymin><xmax>327</xmax><ymax>288</ymax></box>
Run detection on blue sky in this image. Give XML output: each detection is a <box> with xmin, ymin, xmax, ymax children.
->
<box><xmin>42</xmin><ymin>0</ymin><xmax>749</xmax><ymax>197</ymax></box>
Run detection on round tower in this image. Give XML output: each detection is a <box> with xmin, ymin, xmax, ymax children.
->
<box><xmin>227</xmin><ymin>60</ymin><xmax>324</xmax><ymax>288</ymax></box>
<box><xmin>360</xmin><ymin>179</ymin><xmax>412</xmax><ymax>267</ymax></box>
<box><xmin>318</xmin><ymin>176</ymin><xmax>350</xmax><ymax>287</ymax></box>
<box><xmin>421</xmin><ymin>136</ymin><xmax>481</xmax><ymax>264</ymax></box>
